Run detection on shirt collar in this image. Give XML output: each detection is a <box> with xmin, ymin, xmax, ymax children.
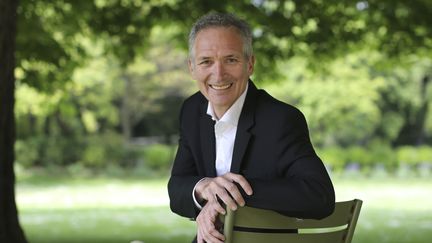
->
<box><xmin>206</xmin><ymin>82</ymin><xmax>249</xmax><ymax>126</ymax></box>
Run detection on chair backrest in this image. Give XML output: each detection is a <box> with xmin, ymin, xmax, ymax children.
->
<box><xmin>221</xmin><ymin>199</ymin><xmax>362</xmax><ymax>243</ymax></box>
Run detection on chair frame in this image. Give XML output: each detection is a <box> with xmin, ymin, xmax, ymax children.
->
<box><xmin>221</xmin><ymin>199</ymin><xmax>362</xmax><ymax>243</ymax></box>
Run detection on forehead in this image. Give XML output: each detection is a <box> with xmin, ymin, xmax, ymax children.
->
<box><xmin>193</xmin><ymin>27</ymin><xmax>244</xmax><ymax>56</ymax></box>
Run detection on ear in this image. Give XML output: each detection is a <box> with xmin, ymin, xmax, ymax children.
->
<box><xmin>247</xmin><ymin>55</ymin><xmax>255</xmax><ymax>75</ymax></box>
<box><xmin>188</xmin><ymin>59</ymin><xmax>194</xmax><ymax>76</ymax></box>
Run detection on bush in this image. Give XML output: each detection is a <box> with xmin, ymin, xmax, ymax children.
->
<box><xmin>81</xmin><ymin>142</ymin><xmax>106</xmax><ymax>167</ymax></box>
<box><xmin>417</xmin><ymin>146</ymin><xmax>432</xmax><ymax>164</ymax></box>
<box><xmin>367</xmin><ymin>143</ymin><xmax>397</xmax><ymax>170</ymax></box>
<box><xmin>15</xmin><ymin>139</ymin><xmax>39</xmax><ymax>168</ymax></box>
<box><xmin>318</xmin><ymin>144</ymin><xmax>399</xmax><ymax>173</ymax></box>
<box><xmin>16</xmin><ymin>133</ymin><xmax>131</xmax><ymax>170</ymax></box>
<box><xmin>79</xmin><ymin>133</ymin><xmax>136</xmax><ymax>169</ymax></box>
<box><xmin>317</xmin><ymin>147</ymin><xmax>346</xmax><ymax>172</ymax></box>
<box><xmin>16</xmin><ymin>135</ymin><xmax>84</xmax><ymax>167</ymax></box>
<box><xmin>142</xmin><ymin>144</ymin><xmax>176</xmax><ymax>171</ymax></box>
<box><xmin>396</xmin><ymin>146</ymin><xmax>419</xmax><ymax>166</ymax></box>
<box><xmin>396</xmin><ymin>146</ymin><xmax>432</xmax><ymax>166</ymax></box>
<box><xmin>345</xmin><ymin>146</ymin><xmax>374</xmax><ymax>169</ymax></box>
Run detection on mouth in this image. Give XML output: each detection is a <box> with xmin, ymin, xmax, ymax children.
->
<box><xmin>209</xmin><ymin>83</ymin><xmax>233</xmax><ymax>90</ymax></box>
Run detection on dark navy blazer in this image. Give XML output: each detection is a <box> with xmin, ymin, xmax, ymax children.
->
<box><xmin>168</xmin><ymin>80</ymin><xmax>335</xmax><ymax>220</ymax></box>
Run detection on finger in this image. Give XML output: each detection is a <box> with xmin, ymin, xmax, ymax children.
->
<box><xmin>213</xmin><ymin>185</ymin><xmax>238</xmax><ymax>210</ymax></box>
<box><xmin>213</xmin><ymin>176</ymin><xmax>245</xmax><ymax>208</ymax></box>
<box><xmin>223</xmin><ymin>181</ymin><xmax>246</xmax><ymax>207</ymax></box>
<box><xmin>204</xmin><ymin>179</ymin><xmax>237</xmax><ymax>209</ymax></box>
<box><xmin>197</xmin><ymin>230</ymin><xmax>203</xmax><ymax>243</ymax></box>
<box><xmin>203</xmin><ymin>224</ymin><xmax>225</xmax><ymax>243</ymax></box>
<box><xmin>209</xmin><ymin>227</ymin><xmax>225</xmax><ymax>242</ymax></box>
<box><xmin>204</xmin><ymin>234</ymin><xmax>224</xmax><ymax>243</ymax></box>
<box><xmin>200</xmin><ymin>220</ymin><xmax>224</xmax><ymax>243</ymax></box>
<box><xmin>210</xmin><ymin>199</ymin><xmax>226</xmax><ymax>215</ymax></box>
<box><xmin>225</xmin><ymin>173</ymin><xmax>253</xmax><ymax>196</ymax></box>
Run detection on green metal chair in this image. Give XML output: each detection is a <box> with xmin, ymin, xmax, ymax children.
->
<box><xmin>221</xmin><ymin>199</ymin><xmax>362</xmax><ymax>243</ymax></box>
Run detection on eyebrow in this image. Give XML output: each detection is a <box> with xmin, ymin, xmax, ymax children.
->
<box><xmin>197</xmin><ymin>56</ymin><xmax>212</xmax><ymax>60</ymax></box>
<box><xmin>197</xmin><ymin>54</ymin><xmax>240</xmax><ymax>60</ymax></box>
<box><xmin>225</xmin><ymin>54</ymin><xmax>239</xmax><ymax>59</ymax></box>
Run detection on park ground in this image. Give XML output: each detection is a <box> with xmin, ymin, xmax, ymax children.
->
<box><xmin>16</xmin><ymin>173</ymin><xmax>432</xmax><ymax>243</ymax></box>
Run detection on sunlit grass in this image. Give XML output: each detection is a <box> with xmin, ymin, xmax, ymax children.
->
<box><xmin>17</xmin><ymin>176</ymin><xmax>195</xmax><ymax>243</ymax></box>
<box><xmin>20</xmin><ymin>207</ymin><xmax>195</xmax><ymax>243</ymax></box>
<box><xmin>16</xmin><ymin>175</ymin><xmax>432</xmax><ymax>243</ymax></box>
<box><xmin>17</xmin><ymin>177</ymin><xmax>170</xmax><ymax>209</ymax></box>
<box><xmin>334</xmin><ymin>177</ymin><xmax>432</xmax><ymax>243</ymax></box>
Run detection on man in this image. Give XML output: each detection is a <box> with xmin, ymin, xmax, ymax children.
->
<box><xmin>168</xmin><ymin>12</ymin><xmax>335</xmax><ymax>243</ymax></box>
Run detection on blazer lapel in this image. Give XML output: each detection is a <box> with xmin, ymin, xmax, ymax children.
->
<box><xmin>199</xmin><ymin>102</ymin><xmax>217</xmax><ymax>177</ymax></box>
<box><xmin>230</xmin><ymin>81</ymin><xmax>257</xmax><ymax>174</ymax></box>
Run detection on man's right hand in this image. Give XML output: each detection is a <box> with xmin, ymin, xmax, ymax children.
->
<box><xmin>195</xmin><ymin>172</ymin><xmax>253</xmax><ymax>214</ymax></box>
<box><xmin>195</xmin><ymin>173</ymin><xmax>253</xmax><ymax>243</ymax></box>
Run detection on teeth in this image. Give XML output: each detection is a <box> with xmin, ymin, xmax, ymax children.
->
<box><xmin>210</xmin><ymin>84</ymin><xmax>231</xmax><ymax>90</ymax></box>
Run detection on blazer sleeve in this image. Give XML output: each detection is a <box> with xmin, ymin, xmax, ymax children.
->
<box><xmin>244</xmin><ymin>108</ymin><xmax>335</xmax><ymax>219</ymax></box>
<box><xmin>167</xmin><ymin>102</ymin><xmax>202</xmax><ymax>219</ymax></box>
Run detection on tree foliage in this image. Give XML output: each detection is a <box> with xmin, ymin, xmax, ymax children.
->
<box><xmin>12</xmin><ymin>0</ymin><xmax>432</xmax><ymax>155</ymax></box>
<box><xmin>16</xmin><ymin>0</ymin><xmax>432</xmax><ymax>89</ymax></box>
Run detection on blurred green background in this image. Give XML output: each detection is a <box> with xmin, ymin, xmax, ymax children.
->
<box><xmin>9</xmin><ymin>0</ymin><xmax>432</xmax><ymax>242</ymax></box>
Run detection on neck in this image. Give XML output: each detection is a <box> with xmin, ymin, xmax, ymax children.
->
<box><xmin>213</xmin><ymin>105</ymin><xmax>229</xmax><ymax>120</ymax></box>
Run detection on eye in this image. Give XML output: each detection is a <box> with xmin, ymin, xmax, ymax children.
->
<box><xmin>198</xmin><ymin>59</ymin><xmax>212</xmax><ymax>65</ymax></box>
<box><xmin>226</xmin><ymin>57</ymin><xmax>238</xmax><ymax>63</ymax></box>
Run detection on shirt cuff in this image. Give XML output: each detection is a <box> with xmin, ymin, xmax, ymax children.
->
<box><xmin>192</xmin><ymin>178</ymin><xmax>207</xmax><ymax>210</ymax></box>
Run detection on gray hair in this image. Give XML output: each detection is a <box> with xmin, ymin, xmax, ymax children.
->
<box><xmin>188</xmin><ymin>12</ymin><xmax>253</xmax><ymax>61</ymax></box>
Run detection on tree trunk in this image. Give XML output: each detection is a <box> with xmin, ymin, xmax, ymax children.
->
<box><xmin>394</xmin><ymin>75</ymin><xmax>430</xmax><ymax>146</ymax></box>
<box><xmin>0</xmin><ymin>0</ymin><xmax>28</xmax><ymax>242</ymax></box>
<box><xmin>120</xmin><ymin>73</ymin><xmax>132</xmax><ymax>141</ymax></box>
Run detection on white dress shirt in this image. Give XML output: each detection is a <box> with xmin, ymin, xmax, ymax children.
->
<box><xmin>192</xmin><ymin>83</ymin><xmax>249</xmax><ymax>209</ymax></box>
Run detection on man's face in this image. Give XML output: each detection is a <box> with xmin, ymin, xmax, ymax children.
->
<box><xmin>189</xmin><ymin>27</ymin><xmax>254</xmax><ymax>117</ymax></box>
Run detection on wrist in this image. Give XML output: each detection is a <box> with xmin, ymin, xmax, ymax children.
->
<box><xmin>192</xmin><ymin>177</ymin><xmax>208</xmax><ymax>209</ymax></box>
<box><xmin>195</xmin><ymin>177</ymin><xmax>209</xmax><ymax>201</ymax></box>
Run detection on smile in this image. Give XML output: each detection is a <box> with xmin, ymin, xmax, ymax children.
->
<box><xmin>209</xmin><ymin>83</ymin><xmax>233</xmax><ymax>90</ymax></box>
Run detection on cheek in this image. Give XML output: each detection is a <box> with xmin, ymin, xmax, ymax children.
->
<box><xmin>193</xmin><ymin>69</ymin><xmax>208</xmax><ymax>81</ymax></box>
<box><xmin>197</xmin><ymin>80</ymin><xmax>208</xmax><ymax>93</ymax></box>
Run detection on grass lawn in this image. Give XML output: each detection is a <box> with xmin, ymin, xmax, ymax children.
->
<box><xmin>16</xmin><ymin>175</ymin><xmax>432</xmax><ymax>243</ymax></box>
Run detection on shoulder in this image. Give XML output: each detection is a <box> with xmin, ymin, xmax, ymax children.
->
<box><xmin>254</xmin><ymin>89</ymin><xmax>305</xmax><ymax>121</ymax></box>
<box><xmin>183</xmin><ymin>91</ymin><xmax>206</xmax><ymax>106</ymax></box>
<box><xmin>180</xmin><ymin>91</ymin><xmax>206</xmax><ymax>117</ymax></box>
<box><xmin>247</xmin><ymin>88</ymin><xmax>309</xmax><ymax>134</ymax></box>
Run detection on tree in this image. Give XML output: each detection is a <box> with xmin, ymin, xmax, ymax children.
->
<box><xmin>0</xmin><ymin>0</ymin><xmax>28</xmax><ymax>242</ymax></box>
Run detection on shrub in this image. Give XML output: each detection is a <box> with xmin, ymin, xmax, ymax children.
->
<box><xmin>318</xmin><ymin>144</ymin><xmax>398</xmax><ymax>172</ymax></box>
<box><xmin>317</xmin><ymin>147</ymin><xmax>346</xmax><ymax>172</ymax></box>
<box><xmin>143</xmin><ymin>144</ymin><xmax>176</xmax><ymax>171</ymax></box>
<box><xmin>396</xmin><ymin>146</ymin><xmax>419</xmax><ymax>166</ymax></box>
<box><xmin>80</xmin><ymin>133</ymin><xmax>128</xmax><ymax>168</ymax></box>
<box><xmin>15</xmin><ymin>135</ymin><xmax>84</xmax><ymax>167</ymax></box>
<box><xmin>368</xmin><ymin>144</ymin><xmax>397</xmax><ymax>170</ymax></box>
<box><xmin>396</xmin><ymin>146</ymin><xmax>432</xmax><ymax>165</ymax></box>
<box><xmin>15</xmin><ymin>139</ymin><xmax>39</xmax><ymax>168</ymax></box>
<box><xmin>345</xmin><ymin>146</ymin><xmax>373</xmax><ymax>169</ymax></box>
<box><xmin>417</xmin><ymin>146</ymin><xmax>432</xmax><ymax>164</ymax></box>
<box><xmin>82</xmin><ymin>142</ymin><xmax>106</xmax><ymax>167</ymax></box>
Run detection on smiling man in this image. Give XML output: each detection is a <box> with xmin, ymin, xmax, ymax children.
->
<box><xmin>168</xmin><ymin>13</ymin><xmax>335</xmax><ymax>243</ymax></box>
<box><xmin>190</xmin><ymin>25</ymin><xmax>254</xmax><ymax>120</ymax></box>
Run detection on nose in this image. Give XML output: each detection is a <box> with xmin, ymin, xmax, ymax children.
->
<box><xmin>212</xmin><ymin>61</ymin><xmax>225</xmax><ymax>81</ymax></box>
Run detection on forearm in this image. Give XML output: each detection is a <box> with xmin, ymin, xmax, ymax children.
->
<box><xmin>244</xmin><ymin>175</ymin><xmax>335</xmax><ymax>219</ymax></box>
<box><xmin>168</xmin><ymin>175</ymin><xmax>203</xmax><ymax>219</ymax></box>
